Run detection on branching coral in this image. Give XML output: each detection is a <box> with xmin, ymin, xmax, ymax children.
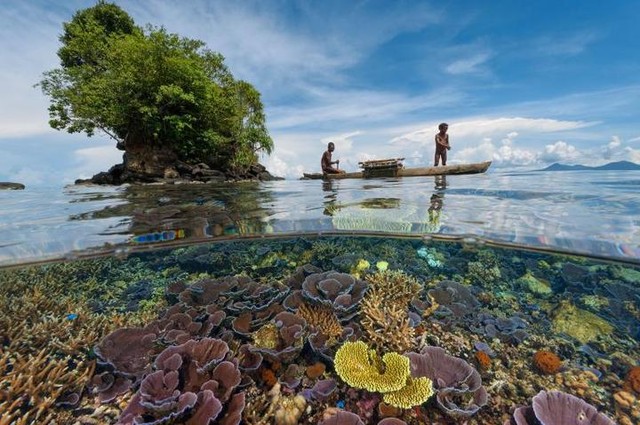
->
<box><xmin>297</xmin><ymin>303</ymin><xmax>343</xmax><ymax>341</ymax></box>
<box><xmin>0</xmin><ymin>261</ymin><xmax>153</xmax><ymax>424</ymax></box>
<box><xmin>364</xmin><ymin>270</ymin><xmax>421</xmax><ymax>306</ymax></box>
<box><xmin>359</xmin><ymin>272</ymin><xmax>418</xmax><ymax>353</ymax></box>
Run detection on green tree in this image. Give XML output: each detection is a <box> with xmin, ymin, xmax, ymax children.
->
<box><xmin>40</xmin><ymin>2</ymin><xmax>273</xmax><ymax>177</ymax></box>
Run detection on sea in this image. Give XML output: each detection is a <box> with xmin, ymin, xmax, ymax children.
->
<box><xmin>0</xmin><ymin>169</ymin><xmax>639</xmax><ymax>425</ymax></box>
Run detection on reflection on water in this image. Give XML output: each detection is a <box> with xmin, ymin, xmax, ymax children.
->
<box><xmin>1</xmin><ymin>170</ymin><xmax>640</xmax><ymax>266</ymax></box>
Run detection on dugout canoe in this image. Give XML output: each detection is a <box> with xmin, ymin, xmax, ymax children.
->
<box><xmin>302</xmin><ymin>160</ymin><xmax>492</xmax><ymax>180</ymax></box>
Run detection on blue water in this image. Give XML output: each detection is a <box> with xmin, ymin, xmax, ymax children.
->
<box><xmin>1</xmin><ymin>170</ymin><xmax>639</xmax><ymax>266</ymax></box>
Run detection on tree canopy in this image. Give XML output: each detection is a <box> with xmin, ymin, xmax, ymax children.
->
<box><xmin>40</xmin><ymin>1</ymin><xmax>273</xmax><ymax>171</ymax></box>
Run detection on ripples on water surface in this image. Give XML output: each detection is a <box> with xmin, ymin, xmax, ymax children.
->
<box><xmin>0</xmin><ymin>170</ymin><xmax>639</xmax><ymax>424</ymax></box>
<box><xmin>1</xmin><ymin>170</ymin><xmax>639</xmax><ymax>265</ymax></box>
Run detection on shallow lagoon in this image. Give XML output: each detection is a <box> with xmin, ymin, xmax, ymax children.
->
<box><xmin>1</xmin><ymin>172</ymin><xmax>639</xmax><ymax>424</ymax></box>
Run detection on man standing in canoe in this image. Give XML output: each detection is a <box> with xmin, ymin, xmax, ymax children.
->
<box><xmin>321</xmin><ymin>142</ymin><xmax>345</xmax><ymax>174</ymax></box>
<box><xmin>434</xmin><ymin>122</ymin><xmax>451</xmax><ymax>166</ymax></box>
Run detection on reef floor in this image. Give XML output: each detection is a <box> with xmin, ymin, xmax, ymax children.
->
<box><xmin>1</xmin><ymin>236</ymin><xmax>639</xmax><ymax>424</ymax></box>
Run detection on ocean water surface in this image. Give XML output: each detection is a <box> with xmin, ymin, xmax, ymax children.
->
<box><xmin>1</xmin><ymin>170</ymin><xmax>639</xmax><ymax>424</ymax></box>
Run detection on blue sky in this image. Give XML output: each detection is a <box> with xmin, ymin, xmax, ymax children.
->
<box><xmin>1</xmin><ymin>0</ymin><xmax>639</xmax><ymax>185</ymax></box>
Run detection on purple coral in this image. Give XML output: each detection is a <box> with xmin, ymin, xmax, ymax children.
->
<box><xmin>319</xmin><ymin>410</ymin><xmax>364</xmax><ymax>425</ymax></box>
<box><xmin>407</xmin><ymin>346</ymin><xmax>487</xmax><ymax>417</ymax></box>
<box><xmin>248</xmin><ymin>311</ymin><xmax>306</xmax><ymax>362</ymax></box>
<box><xmin>284</xmin><ymin>271</ymin><xmax>368</xmax><ymax>321</ymax></box>
<box><xmin>505</xmin><ymin>390</ymin><xmax>615</xmax><ymax>425</ymax></box>
<box><xmin>117</xmin><ymin>338</ymin><xmax>245</xmax><ymax>425</ymax></box>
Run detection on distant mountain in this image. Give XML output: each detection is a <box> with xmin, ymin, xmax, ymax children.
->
<box><xmin>539</xmin><ymin>161</ymin><xmax>640</xmax><ymax>171</ymax></box>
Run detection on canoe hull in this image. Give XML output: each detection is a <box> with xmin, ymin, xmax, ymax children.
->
<box><xmin>302</xmin><ymin>161</ymin><xmax>491</xmax><ymax>180</ymax></box>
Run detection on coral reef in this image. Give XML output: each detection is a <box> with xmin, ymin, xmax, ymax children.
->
<box><xmin>408</xmin><ymin>346</ymin><xmax>488</xmax><ymax>417</ymax></box>
<box><xmin>504</xmin><ymin>390</ymin><xmax>615</xmax><ymax>425</ymax></box>
<box><xmin>334</xmin><ymin>341</ymin><xmax>410</xmax><ymax>393</ymax></box>
<box><xmin>2</xmin><ymin>235</ymin><xmax>640</xmax><ymax>424</ymax></box>
<box><xmin>551</xmin><ymin>300</ymin><xmax>614</xmax><ymax>344</ymax></box>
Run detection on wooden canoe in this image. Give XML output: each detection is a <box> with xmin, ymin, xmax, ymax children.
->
<box><xmin>302</xmin><ymin>161</ymin><xmax>492</xmax><ymax>180</ymax></box>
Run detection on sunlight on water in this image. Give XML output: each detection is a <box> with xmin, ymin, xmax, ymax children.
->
<box><xmin>1</xmin><ymin>170</ymin><xmax>639</xmax><ymax>266</ymax></box>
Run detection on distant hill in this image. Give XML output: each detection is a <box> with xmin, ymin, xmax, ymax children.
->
<box><xmin>539</xmin><ymin>161</ymin><xmax>640</xmax><ymax>171</ymax></box>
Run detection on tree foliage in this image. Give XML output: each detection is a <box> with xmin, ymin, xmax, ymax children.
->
<box><xmin>40</xmin><ymin>1</ymin><xmax>273</xmax><ymax>170</ymax></box>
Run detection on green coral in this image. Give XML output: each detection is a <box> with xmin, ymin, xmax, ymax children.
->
<box><xmin>516</xmin><ymin>272</ymin><xmax>553</xmax><ymax>297</ymax></box>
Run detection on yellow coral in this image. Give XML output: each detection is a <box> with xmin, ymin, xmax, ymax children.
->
<box><xmin>376</xmin><ymin>261</ymin><xmax>389</xmax><ymax>272</ymax></box>
<box><xmin>334</xmin><ymin>341</ymin><xmax>409</xmax><ymax>393</ymax></box>
<box><xmin>383</xmin><ymin>376</ymin><xmax>434</xmax><ymax>409</ymax></box>
<box><xmin>252</xmin><ymin>323</ymin><xmax>279</xmax><ymax>349</ymax></box>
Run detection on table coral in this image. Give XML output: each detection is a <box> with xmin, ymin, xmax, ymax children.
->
<box><xmin>382</xmin><ymin>376</ymin><xmax>434</xmax><ymax>409</ymax></box>
<box><xmin>334</xmin><ymin>341</ymin><xmax>409</xmax><ymax>393</ymax></box>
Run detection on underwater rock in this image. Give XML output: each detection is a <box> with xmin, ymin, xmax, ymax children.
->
<box><xmin>551</xmin><ymin>301</ymin><xmax>614</xmax><ymax>344</ymax></box>
<box><xmin>428</xmin><ymin>280</ymin><xmax>480</xmax><ymax>318</ymax></box>
<box><xmin>408</xmin><ymin>346</ymin><xmax>488</xmax><ymax>417</ymax></box>
<box><xmin>505</xmin><ymin>390</ymin><xmax>615</xmax><ymax>425</ymax></box>
<box><xmin>0</xmin><ymin>182</ymin><xmax>25</xmax><ymax>190</ymax></box>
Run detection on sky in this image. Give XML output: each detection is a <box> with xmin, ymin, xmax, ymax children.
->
<box><xmin>1</xmin><ymin>0</ymin><xmax>640</xmax><ymax>185</ymax></box>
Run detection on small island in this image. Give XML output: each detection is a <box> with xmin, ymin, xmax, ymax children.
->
<box><xmin>40</xmin><ymin>2</ymin><xmax>280</xmax><ymax>185</ymax></box>
<box><xmin>0</xmin><ymin>182</ymin><xmax>25</xmax><ymax>190</ymax></box>
<box><xmin>537</xmin><ymin>160</ymin><xmax>640</xmax><ymax>172</ymax></box>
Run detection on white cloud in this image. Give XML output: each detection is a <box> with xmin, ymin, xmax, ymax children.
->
<box><xmin>533</xmin><ymin>31</ymin><xmax>600</xmax><ymax>56</ymax></box>
<box><xmin>602</xmin><ymin>135</ymin><xmax>622</xmax><ymax>160</ymax></box>
<box><xmin>538</xmin><ymin>141</ymin><xmax>581</xmax><ymax>163</ymax></box>
<box><xmin>4</xmin><ymin>167</ymin><xmax>47</xmax><ymax>187</ymax></box>
<box><xmin>320</xmin><ymin>131</ymin><xmax>361</xmax><ymax>153</ymax></box>
<box><xmin>66</xmin><ymin>145</ymin><xmax>123</xmax><ymax>182</ymax></box>
<box><xmin>445</xmin><ymin>52</ymin><xmax>491</xmax><ymax>75</ymax></box>
<box><xmin>390</xmin><ymin>117</ymin><xmax>592</xmax><ymax>148</ymax></box>
<box><xmin>624</xmin><ymin>147</ymin><xmax>640</xmax><ymax>163</ymax></box>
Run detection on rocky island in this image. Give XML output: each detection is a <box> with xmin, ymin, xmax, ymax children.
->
<box><xmin>40</xmin><ymin>2</ymin><xmax>280</xmax><ymax>186</ymax></box>
<box><xmin>0</xmin><ymin>182</ymin><xmax>25</xmax><ymax>190</ymax></box>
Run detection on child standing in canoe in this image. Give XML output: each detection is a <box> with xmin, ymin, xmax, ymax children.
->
<box><xmin>434</xmin><ymin>122</ymin><xmax>451</xmax><ymax>166</ymax></box>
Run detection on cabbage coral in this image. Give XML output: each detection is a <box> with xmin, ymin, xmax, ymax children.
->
<box><xmin>334</xmin><ymin>341</ymin><xmax>409</xmax><ymax>393</ymax></box>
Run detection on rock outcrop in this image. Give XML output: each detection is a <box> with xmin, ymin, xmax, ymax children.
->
<box><xmin>75</xmin><ymin>161</ymin><xmax>282</xmax><ymax>185</ymax></box>
<box><xmin>0</xmin><ymin>182</ymin><xmax>25</xmax><ymax>190</ymax></box>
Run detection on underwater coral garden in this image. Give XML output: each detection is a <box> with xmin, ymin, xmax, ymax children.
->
<box><xmin>1</xmin><ymin>235</ymin><xmax>639</xmax><ymax>424</ymax></box>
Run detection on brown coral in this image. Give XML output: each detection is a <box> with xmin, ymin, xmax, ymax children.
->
<box><xmin>475</xmin><ymin>350</ymin><xmax>491</xmax><ymax>370</ymax></box>
<box><xmin>533</xmin><ymin>350</ymin><xmax>562</xmax><ymax>374</ymax></box>
<box><xmin>360</xmin><ymin>288</ymin><xmax>414</xmax><ymax>353</ymax></box>
<box><xmin>297</xmin><ymin>303</ymin><xmax>342</xmax><ymax>340</ymax></box>
<box><xmin>624</xmin><ymin>366</ymin><xmax>640</xmax><ymax>394</ymax></box>
<box><xmin>365</xmin><ymin>270</ymin><xmax>421</xmax><ymax>306</ymax></box>
<box><xmin>306</xmin><ymin>362</ymin><xmax>326</xmax><ymax>379</ymax></box>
